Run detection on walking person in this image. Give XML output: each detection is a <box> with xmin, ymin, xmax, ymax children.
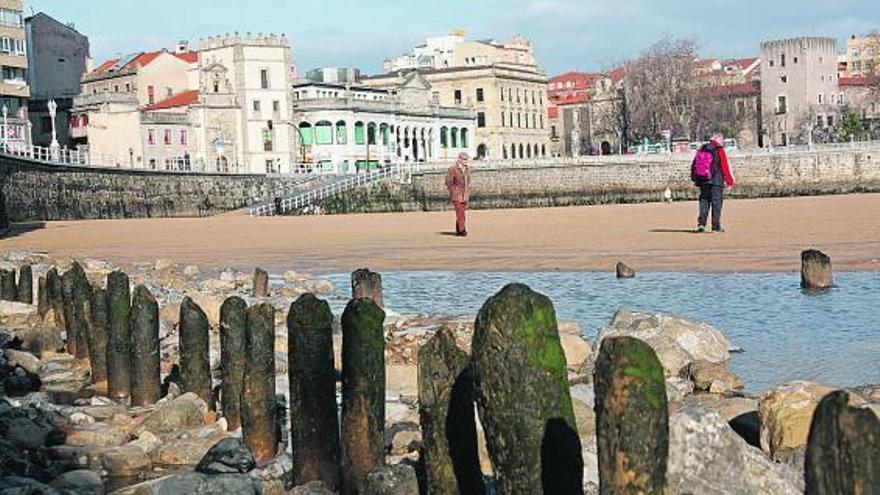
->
<box><xmin>692</xmin><ymin>132</ymin><xmax>736</xmax><ymax>233</ymax></box>
<box><xmin>445</xmin><ymin>152</ymin><xmax>471</xmax><ymax>237</ymax></box>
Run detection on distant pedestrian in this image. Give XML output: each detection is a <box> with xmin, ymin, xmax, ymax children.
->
<box><xmin>691</xmin><ymin>132</ymin><xmax>736</xmax><ymax>233</ymax></box>
<box><xmin>445</xmin><ymin>152</ymin><xmax>471</xmax><ymax>237</ymax></box>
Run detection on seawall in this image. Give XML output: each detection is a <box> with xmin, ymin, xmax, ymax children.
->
<box><xmin>0</xmin><ymin>155</ymin><xmax>322</xmax><ymax>222</ymax></box>
<box><xmin>319</xmin><ymin>148</ymin><xmax>880</xmax><ymax>214</ymax></box>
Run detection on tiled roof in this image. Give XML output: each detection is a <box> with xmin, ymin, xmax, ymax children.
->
<box><xmin>93</xmin><ymin>58</ymin><xmax>119</xmax><ymax>75</ymax></box>
<box><xmin>175</xmin><ymin>52</ymin><xmax>199</xmax><ymax>64</ymax></box>
<box><xmin>839</xmin><ymin>76</ymin><xmax>879</xmax><ymax>87</ymax></box>
<box><xmin>141</xmin><ymin>90</ymin><xmax>199</xmax><ymax>112</ymax></box>
<box><xmin>89</xmin><ymin>50</ymin><xmax>197</xmax><ymax>77</ymax></box>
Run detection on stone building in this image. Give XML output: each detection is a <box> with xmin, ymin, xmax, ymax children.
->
<box><xmin>760</xmin><ymin>37</ymin><xmax>840</xmax><ymax>146</ymax></box>
<box><xmin>25</xmin><ymin>12</ymin><xmax>90</xmax><ymax>148</ymax></box>
<box><xmin>364</xmin><ymin>64</ymin><xmax>549</xmax><ymax>160</ymax></box>
<box><xmin>547</xmin><ymin>71</ymin><xmax>627</xmax><ymax>157</ymax></box>
<box><xmin>292</xmin><ymin>71</ymin><xmax>474</xmax><ymax>172</ymax></box>
<box><xmin>845</xmin><ymin>32</ymin><xmax>880</xmax><ymax>77</ymax></box>
<box><xmin>0</xmin><ymin>0</ymin><xmax>30</xmax><ymax>150</ymax></box>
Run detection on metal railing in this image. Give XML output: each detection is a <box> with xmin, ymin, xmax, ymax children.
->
<box><xmin>249</xmin><ymin>165</ymin><xmax>408</xmax><ymax>216</ymax></box>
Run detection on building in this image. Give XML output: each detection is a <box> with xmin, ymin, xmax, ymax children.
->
<box><xmin>71</xmin><ymin>46</ymin><xmax>197</xmax><ymax>165</ymax></box>
<box><xmin>839</xmin><ymin>75</ymin><xmax>880</xmax><ymax>136</ymax></box>
<box><xmin>25</xmin><ymin>12</ymin><xmax>90</xmax><ymax>148</ymax></box>
<box><xmin>72</xmin><ymin>33</ymin><xmax>295</xmax><ymax>173</ymax></box>
<box><xmin>547</xmin><ymin>71</ymin><xmax>629</xmax><ymax>156</ymax></box>
<box><xmin>845</xmin><ymin>32</ymin><xmax>880</xmax><ymax>77</ymax></box>
<box><xmin>383</xmin><ymin>32</ymin><xmax>538</xmax><ymax>73</ymax></box>
<box><xmin>291</xmin><ymin>71</ymin><xmax>474</xmax><ymax>172</ymax></box>
<box><xmin>760</xmin><ymin>37</ymin><xmax>840</xmax><ymax>146</ymax></box>
<box><xmin>365</xmin><ymin>64</ymin><xmax>549</xmax><ymax>160</ymax></box>
<box><xmin>0</xmin><ymin>0</ymin><xmax>30</xmax><ymax>150</ymax></box>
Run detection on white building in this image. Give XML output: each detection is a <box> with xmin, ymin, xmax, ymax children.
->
<box><xmin>383</xmin><ymin>33</ymin><xmax>465</xmax><ymax>73</ymax></box>
<box><xmin>383</xmin><ymin>31</ymin><xmax>538</xmax><ymax>73</ymax></box>
<box><xmin>292</xmin><ymin>72</ymin><xmax>475</xmax><ymax>173</ymax></box>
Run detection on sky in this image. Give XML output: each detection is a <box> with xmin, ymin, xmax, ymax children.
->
<box><xmin>26</xmin><ymin>0</ymin><xmax>880</xmax><ymax>76</ymax></box>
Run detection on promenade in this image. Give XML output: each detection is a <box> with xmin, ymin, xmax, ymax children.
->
<box><xmin>2</xmin><ymin>194</ymin><xmax>878</xmax><ymax>273</ymax></box>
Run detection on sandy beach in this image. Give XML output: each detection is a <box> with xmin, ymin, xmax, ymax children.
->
<box><xmin>2</xmin><ymin>194</ymin><xmax>878</xmax><ymax>273</ymax></box>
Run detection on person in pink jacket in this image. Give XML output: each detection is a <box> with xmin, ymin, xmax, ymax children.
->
<box><xmin>445</xmin><ymin>152</ymin><xmax>471</xmax><ymax>237</ymax></box>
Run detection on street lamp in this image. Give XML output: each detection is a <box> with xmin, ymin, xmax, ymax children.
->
<box><xmin>48</xmin><ymin>99</ymin><xmax>60</xmax><ymax>159</ymax></box>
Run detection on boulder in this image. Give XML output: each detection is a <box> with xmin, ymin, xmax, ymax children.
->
<box><xmin>386</xmin><ymin>364</ymin><xmax>418</xmax><ymax>398</ymax></box>
<box><xmin>5</xmin><ymin>349</ymin><xmax>43</xmax><ymax>375</ymax></box>
<box><xmin>560</xmin><ymin>333</ymin><xmax>591</xmax><ymax>372</ymax></box>
<box><xmin>137</xmin><ymin>392</ymin><xmax>209</xmax><ymax>434</ymax></box>
<box><xmin>668</xmin><ymin>405</ymin><xmax>802</xmax><ymax>494</ymax></box>
<box><xmin>0</xmin><ymin>300</ymin><xmax>39</xmax><ymax>328</ymax></box>
<box><xmin>0</xmin><ymin>477</ymin><xmax>77</xmax><ymax>494</ymax></box>
<box><xmin>616</xmin><ymin>261</ymin><xmax>636</xmax><ymax>279</ymax></box>
<box><xmin>570</xmin><ymin>384</ymin><xmax>596</xmax><ymax>438</ymax></box>
<box><xmin>592</xmin><ymin>309</ymin><xmax>737</xmax><ymax>377</ymax></box>
<box><xmin>66</xmin><ymin>423</ymin><xmax>130</xmax><ymax>448</ymax></box>
<box><xmin>183</xmin><ymin>265</ymin><xmax>201</xmax><ymax>278</ymax></box>
<box><xmin>689</xmin><ymin>360</ymin><xmax>744</xmax><ymax>394</ymax></box>
<box><xmin>102</xmin><ymin>444</ymin><xmax>152</xmax><ymax>476</ymax></box>
<box><xmin>51</xmin><ymin>469</ymin><xmax>104</xmax><ymax>495</ymax></box>
<box><xmin>759</xmin><ymin>381</ymin><xmax>836</xmax><ymax>460</ymax></box>
<box><xmin>801</xmin><ymin>249</ymin><xmax>832</xmax><ymax>290</ymax></box>
<box><xmin>151</xmin><ymin>433</ymin><xmax>229</xmax><ymax>469</ymax></box>
<box><xmin>362</xmin><ymin>464</ymin><xmax>419</xmax><ymax>495</ymax></box>
<box><xmin>111</xmin><ymin>472</ymin><xmax>262</xmax><ymax>495</ymax></box>
<box><xmin>291</xmin><ymin>483</ymin><xmax>337</xmax><ymax>495</ymax></box>
<box><xmin>195</xmin><ymin>437</ymin><xmax>256</xmax><ymax>475</ymax></box>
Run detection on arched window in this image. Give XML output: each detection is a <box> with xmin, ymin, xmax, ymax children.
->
<box><xmin>380</xmin><ymin>124</ymin><xmax>389</xmax><ymax>145</ymax></box>
<box><xmin>81</xmin><ymin>115</ymin><xmax>89</xmax><ymax>127</ymax></box>
<box><xmin>298</xmin><ymin>122</ymin><xmax>314</xmax><ymax>146</ymax></box>
<box><xmin>519</xmin><ymin>144</ymin><xmax>524</xmax><ymax>158</ymax></box>
<box><xmin>440</xmin><ymin>127</ymin><xmax>448</xmax><ymax>148</ymax></box>
<box><xmin>367</xmin><ymin>123</ymin><xmax>377</xmax><ymax>145</ymax></box>
<box><xmin>503</xmin><ymin>144</ymin><xmax>508</xmax><ymax>159</ymax></box>
<box><xmin>460</xmin><ymin>128</ymin><xmax>468</xmax><ymax>148</ymax></box>
<box><xmin>354</xmin><ymin>121</ymin><xmax>365</xmax><ymax>145</ymax></box>
<box><xmin>451</xmin><ymin>128</ymin><xmax>459</xmax><ymax>148</ymax></box>
<box><xmin>315</xmin><ymin>121</ymin><xmax>333</xmax><ymax>145</ymax></box>
<box><xmin>533</xmin><ymin>144</ymin><xmax>539</xmax><ymax>157</ymax></box>
<box><xmin>526</xmin><ymin>144</ymin><xmax>532</xmax><ymax>158</ymax></box>
<box><xmin>541</xmin><ymin>144</ymin><xmax>546</xmax><ymax>157</ymax></box>
<box><xmin>336</xmin><ymin>120</ymin><xmax>347</xmax><ymax>144</ymax></box>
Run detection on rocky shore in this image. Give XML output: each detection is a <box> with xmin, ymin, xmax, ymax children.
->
<box><xmin>0</xmin><ymin>251</ymin><xmax>876</xmax><ymax>494</ymax></box>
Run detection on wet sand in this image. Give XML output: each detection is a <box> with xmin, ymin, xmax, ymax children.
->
<box><xmin>2</xmin><ymin>194</ymin><xmax>879</xmax><ymax>274</ymax></box>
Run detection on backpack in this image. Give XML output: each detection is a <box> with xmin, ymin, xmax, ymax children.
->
<box><xmin>691</xmin><ymin>146</ymin><xmax>715</xmax><ymax>183</ymax></box>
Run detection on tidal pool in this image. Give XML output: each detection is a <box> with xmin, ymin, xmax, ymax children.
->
<box><xmin>323</xmin><ymin>271</ymin><xmax>880</xmax><ymax>394</ymax></box>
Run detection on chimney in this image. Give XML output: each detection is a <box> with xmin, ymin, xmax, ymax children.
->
<box><xmin>177</xmin><ymin>40</ymin><xmax>189</xmax><ymax>53</ymax></box>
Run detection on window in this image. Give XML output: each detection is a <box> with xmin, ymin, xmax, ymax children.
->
<box><xmin>540</xmin><ymin>115</ymin><xmax>544</xmax><ymax>129</ymax></box>
<box><xmin>315</xmin><ymin>121</ymin><xmax>333</xmax><ymax>145</ymax></box>
<box><xmin>827</xmin><ymin>115</ymin><xmax>834</xmax><ymax>127</ymax></box>
<box><xmin>147</xmin><ymin>129</ymin><xmax>156</xmax><ymax>145</ymax></box>
<box><xmin>164</xmin><ymin>130</ymin><xmax>172</xmax><ymax>145</ymax></box>
<box><xmin>793</xmin><ymin>56</ymin><xmax>798</xmax><ymax>64</ymax></box>
<box><xmin>273</xmin><ymin>100</ymin><xmax>280</xmax><ymax>113</ymax></box>
<box><xmin>149</xmin><ymin>159</ymin><xmax>157</xmax><ymax>169</ymax></box>
<box><xmin>454</xmin><ymin>90</ymin><xmax>462</xmax><ymax>105</ymax></box>
<box><xmin>461</xmin><ymin>128</ymin><xmax>468</xmax><ymax>148</ymax></box>
<box><xmin>781</xmin><ymin>54</ymin><xmax>786</xmax><ymax>67</ymax></box>
<box><xmin>501</xmin><ymin>111</ymin><xmax>505</xmax><ymax>127</ymax></box>
<box><xmin>114</xmin><ymin>85</ymin><xmax>119</xmax><ymax>93</ymax></box>
<box><xmin>0</xmin><ymin>8</ymin><xmax>23</xmax><ymax>28</ymax></box>
<box><xmin>769</xmin><ymin>60</ymin><xmax>774</xmax><ymax>67</ymax></box>
<box><xmin>253</xmin><ymin>100</ymin><xmax>261</xmax><ymax>112</ymax></box>
<box><xmin>477</xmin><ymin>112</ymin><xmax>486</xmax><ymax>128</ymax></box>
<box><xmin>516</xmin><ymin>88</ymin><xmax>521</xmax><ymax>103</ymax></box>
<box><xmin>776</xmin><ymin>95</ymin><xmax>787</xmax><ymax>114</ymax></box>
<box><xmin>166</xmin><ymin>87</ymin><xmax>173</xmax><ymax>98</ymax></box>
<box><xmin>476</xmin><ymin>88</ymin><xmax>484</xmax><ymax>102</ymax></box>
<box><xmin>818</xmin><ymin>94</ymin><xmax>823</xmax><ymax>104</ymax></box>
<box><xmin>298</xmin><ymin>123</ymin><xmax>314</xmax><ymax>145</ymax></box>
<box><xmin>532</xmin><ymin>91</ymin><xmax>536</xmax><ymax>105</ymax></box>
<box><xmin>180</xmin><ymin>130</ymin><xmax>188</xmax><ymax>145</ymax></box>
<box><xmin>125</xmin><ymin>83</ymin><xmax>131</xmax><ymax>92</ymax></box>
<box><xmin>335</xmin><ymin>121</ymin><xmax>347</xmax><ymax>144</ymax></box>
<box><xmin>354</xmin><ymin>122</ymin><xmax>365</xmax><ymax>145</ymax></box>
<box><xmin>781</xmin><ymin>75</ymin><xmax>787</xmax><ymax>83</ymax></box>
<box><xmin>500</xmin><ymin>87</ymin><xmax>505</xmax><ymax>102</ymax></box>
<box><xmin>261</xmin><ymin>69</ymin><xmax>269</xmax><ymax>89</ymax></box>
<box><xmin>508</xmin><ymin>88</ymin><xmax>513</xmax><ymax>101</ymax></box>
<box><xmin>432</xmin><ymin>91</ymin><xmax>439</xmax><ymax>102</ymax></box>
<box><xmin>147</xmin><ymin>86</ymin><xmax>155</xmax><ymax>105</ymax></box>
<box><xmin>517</xmin><ymin>113</ymin><xmax>522</xmax><ymax>128</ymax></box>
<box><xmin>263</xmin><ymin>129</ymin><xmax>274</xmax><ymax>151</ymax></box>
<box><xmin>839</xmin><ymin>93</ymin><xmax>845</xmax><ymax>105</ymax></box>
<box><xmin>440</xmin><ymin>127</ymin><xmax>448</xmax><ymax>147</ymax></box>
<box><xmin>817</xmin><ymin>115</ymin><xmax>824</xmax><ymax>127</ymax></box>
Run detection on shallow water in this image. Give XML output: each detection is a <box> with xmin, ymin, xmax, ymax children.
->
<box><xmin>322</xmin><ymin>271</ymin><xmax>880</xmax><ymax>394</ymax></box>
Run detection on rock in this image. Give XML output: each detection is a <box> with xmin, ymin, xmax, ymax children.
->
<box><xmin>66</xmin><ymin>423</ymin><xmax>130</xmax><ymax>447</ymax></box>
<box><xmin>689</xmin><ymin>360</ymin><xmax>744</xmax><ymax>394</ymax></box>
<box><xmin>0</xmin><ymin>300</ymin><xmax>39</xmax><ymax>328</ymax></box>
<box><xmin>51</xmin><ymin>469</ymin><xmax>104</xmax><ymax>494</ymax></box>
<box><xmin>15</xmin><ymin>325</ymin><xmax>65</xmax><ymax>357</ymax></box>
<box><xmin>570</xmin><ymin>384</ymin><xmax>596</xmax><ymax>438</ymax></box>
<box><xmin>196</xmin><ymin>437</ymin><xmax>256</xmax><ymax>474</ymax></box>
<box><xmin>351</xmin><ymin>268</ymin><xmax>383</xmax><ymax>307</ymax></box>
<box><xmin>362</xmin><ymin>464</ymin><xmax>419</xmax><ymax>495</ymax></box>
<box><xmin>759</xmin><ymin>381</ymin><xmax>837</xmax><ymax>460</ymax></box>
<box><xmin>151</xmin><ymin>433</ymin><xmax>229</xmax><ymax>468</ymax></box>
<box><xmin>103</xmin><ymin>445</ymin><xmax>152</xmax><ymax>476</ymax></box>
<box><xmin>386</xmin><ymin>364</ymin><xmax>418</xmax><ymax>399</ymax></box>
<box><xmin>137</xmin><ymin>392</ymin><xmax>209</xmax><ymax>434</ymax></box>
<box><xmin>390</xmin><ymin>429</ymin><xmax>421</xmax><ymax>455</ymax></box>
<box><xmin>111</xmin><ymin>472</ymin><xmax>261</xmax><ymax>495</ymax></box>
<box><xmin>0</xmin><ymin>477</ymin><xmax>76</xmax><ymax>494</ymax></box>
<box><xmin>248</xmin><ymin>453</ymin><xmax>295</xmax><ymax>491</ymax></box>
<box><xmin>130</xmin><ymin>430</ymin><xmax>162</xmax><ymax>454</ymax></box>
<box><xmin>153</xmin><ymin>259</ymin><xmax>175</xmax><ymax>272</ymax></box>
<box><xmin>291</xmin><ymin>483</ymin><xmax>337</xmax><ymax>495</ymax></box>
<box><xmin>616</xmin><ymin>261</ymin><xmax>636</xmax><ymax>278</ymax></box>
<box><xmin>668</xmin><ymin>405</ymin><xmax>802</xmax><ymax>494</ymax></box>
<box><xmin>666</xmin><ymin>377</ymin><xmax>695</xmax><ymax>403</ymax></box>
<box><xmin>183</xmin><ymin>265</ymin><xmax>201</xmax><ymax>278</ymax></box>
<box><xmin>560</xmin><ymin>333</ymin><xmax>591</xmax><ymax>372</ymax></box>
<box><xmin>190</xmin><ymin>292</ymin><xmax>224</xmax><ymax>327</ymax></box>
<box><xmin>593</xmin><ymin>308</ymin><xmax>737</xmax><ymax>377</ymax></box>
<box><xmin>5</xmin><ymin>349</ymin><xmax>43</xmax><ymax>374</ymax></box>
<box><xmin>801</xmin><ymin>249</ymin><xmax>832</xmax><ymax>290</ymax></box>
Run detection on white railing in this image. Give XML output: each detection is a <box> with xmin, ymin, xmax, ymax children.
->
<box><xmin>249</xmin><ymin>165</ymin><xmax>408</xmax><ymax>216</ymax></box>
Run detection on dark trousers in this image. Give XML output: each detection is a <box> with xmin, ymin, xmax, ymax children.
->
<box><xmin>454</xmin><ymin>201</ymin><xmax>467</xmax><ymax>234</ymax></box>
<box><xmin>698</xmin><ymin>184</ymin><xmax>724</xmax><ymax>231</ymax></box>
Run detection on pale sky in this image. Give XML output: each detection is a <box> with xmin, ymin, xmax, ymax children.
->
<box><xmin>26</xmin><ymin>0</ymin><xmax>880</xmax><ymax>75</ymax></box>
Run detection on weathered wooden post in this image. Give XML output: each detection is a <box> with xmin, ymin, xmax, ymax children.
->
<box><xmin>37</xmin><ymin>276</ymin><xmax>49</xmax><ymax>318</ymax></box>
<box><xmin>130</xmin><ymin>285</ymin><xmax>161</xmax><ymax>407</ymax></box>
<box><xmin>419</xmin><ymin>325</ymin><xmax>484</xmax><ymax>495</ymax></box>
<box><xmin>253</xmin><ymin>267</ymin><xmax>269</xmax><ymax>298</ymax></box>
<box><xmin>87</xmin><ymin>287</ymin><xmax>110</xmax><ymax>385</ymax></box>
<box><xmin>351</xmin><ymin>268</ymin><xmax>384</xmax><ymax>308</ymax></box>
<box><xmin>106</xmin><ymin>270</ymin><xmax>132</xmax><ymax>401</ymax></box>
<box><xmin>0</xmin><ymin>269</ymin><xmax>16</xmax><ymax>301</ymax></box>
<box><xmin>15</xmin><ymin>264</ymin><xmax>32</xmax><ymax>304</ymax></box>
<box><xmin>220</xmin><ymin>296</ymin><xmax>247</xmax><ymax>431</ymax></box>
<box><xmin>61</xmin><ymin>262</ymin><xmax>91</xmax><ymax>360</ymax></box>
<box><xmin>46</xmin><ymin>268</ymin><xmax>65</xmax><ymax>329</ymax></box>
<box><xmin>471</xmin><ymin>283</ymin><xmax>583</xmax><ymax>495</ymax></box>
<box><xmin>179</xmin><ymin>296</ymin><xmax>213</xmax><ymax>409</ymax></box>
<box><xmin>242</xmin><ymin>302</ymin><xmax>277</xmax><ymax>464</ymax></box>
<box><xmin>340</xmin><ymin>298</ymin><xmax>386</xmax><ymax>495</ymax></box>
<box><xmin>288</xmin><ymin>293</ymin><xmax>341</xmax><ymax>489</ymax></box>
<box><xmin>805</xmin><ymin>390</ymin><xmax>879</xmax><ymax>495</ymax></box>
<box><xmin>801</xmin><ymin>249</ymin><xmax>833</xmax><ymax>290</ymax></box>
<box><xmin>594</xmin><ymin>336</ymin><xmax>668</xmax><ymax>495</ymax></box>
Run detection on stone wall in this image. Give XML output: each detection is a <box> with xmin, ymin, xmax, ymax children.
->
<box><xmin>0</xmin><ymin>155</ymin><xmax>322</xmax><ymax>222</ymax></box>
<box><xmin>320</xmin><ymin>148</ymin><xmax>880</xmax><ymax>213</ymax></box>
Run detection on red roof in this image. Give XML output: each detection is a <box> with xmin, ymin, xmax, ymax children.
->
<box><xmin>175</xmin><ymin>51</ymin><xmax>199</xmax><ymax>64</ymax></box>
<box><xmin>839</xmin><ymin>76</ymin><xmax>879</xmax><ymax>87</ymax></box>
<box><xmin>141</xmin><ymin>90</ymin><xmax>199</xmax><ymax>112</ymax></box>
<box><xmin>93</xmin><ymin>58</ymin><xmax>119</xmax><ymax>75</ymax></box>
<box><xmin>89</xmin><ymin>50</ymin><xmax>197</xmax><ymax>78</ymax></box>
<box><xmin>726</xmin><ymin>57</ymin><xmax>759</xmax><ymax>70</ymax></box>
